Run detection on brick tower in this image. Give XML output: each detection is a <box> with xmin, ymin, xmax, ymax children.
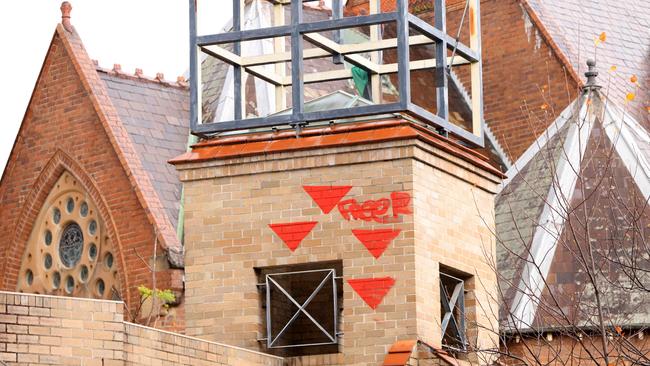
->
<box><xmin>171</xmin><ymin>0</ymin><xmax>503</xmax><ymax>364</ymax></box>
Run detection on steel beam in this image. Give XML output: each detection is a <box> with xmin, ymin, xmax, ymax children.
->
<box><xmin>435</xmin><ymin>0</ymin><xmax>449</xmax><ymax>122</ymax></box>
<box><xmin>407</xmin><ymin>14</ymin><xmax>478</xmax><ymax>62</ymax></box>
<box><xmin>407</xmin><ymin>103</ymin><xmax>483</xmax><ymax>146</ymax></box>
<box><xmin>396</xmin><ymin>0</ymin><xmax>410</xmax><ymax>109</ymax></box>
<box><xmin>189</xmin><ymin>0</ymin><xmax>199</xmax><ymax>132</ymax></box>
<box><xmin>232</xmin><ymin>0</ymin><xmax>243</xmax><ymax>120</ymax></box>
<box><xmin>470</xmin><ymin>0</ymin><xmax>484</xmax><ymax>137</ymax></box>
<box><xmin>290</xmin><ymin>0</ymin><xmax>304</xmax><ymax>123</ymax></box>
<box><xmin>332</xmin><ymin>0</ymin><xmax>343</xmax><ymax>64</ymax></box>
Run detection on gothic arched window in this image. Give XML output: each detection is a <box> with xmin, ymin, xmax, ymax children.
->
<box><xmin>17</xmin><ymin>172</ymin><xmax>120</xmax><ymax>299</ymax></box>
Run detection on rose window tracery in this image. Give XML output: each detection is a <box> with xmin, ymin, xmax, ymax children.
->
<box><xmin>17</xmin><ymin>172</ymin><xmax>120</xmax><ymax>300</ymax></box>
<box><xmin>59</xmin><ymin>223</ymin><xmax>84</xmax><ymax>268</ymax></box>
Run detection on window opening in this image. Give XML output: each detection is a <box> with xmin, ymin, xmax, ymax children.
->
<box><xmin>440</xmin><ymin>272</ymin><xmax>467</xmax><ymax>351</ymax></box>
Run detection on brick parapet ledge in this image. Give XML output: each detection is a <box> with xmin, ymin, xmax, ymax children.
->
<box><xmin>0</xmin><ymin>291</ymin><xmax>284</xmax><ymax>365</ymax></box>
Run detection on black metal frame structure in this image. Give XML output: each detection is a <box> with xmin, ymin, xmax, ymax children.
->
<box><xmin>189</xmin><ymin>0</ymin><xmax>484</xmax><ymax>146</ymax></box>
<box><xmin>264</xmin><ymin>268</ymin><xmax>339</xmax><ymax>348</ymax></box>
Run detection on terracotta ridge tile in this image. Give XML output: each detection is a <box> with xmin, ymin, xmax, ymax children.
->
<box><xmin>95</xmin><ymin>66</ymin><xmax>189</xmax><ymax>90</ymax></box>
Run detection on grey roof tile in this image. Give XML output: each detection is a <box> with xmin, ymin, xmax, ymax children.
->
<box><xmin>98</xmin><ymin>71</ymin><xmax>190</xmax><ymax>232</ymax></box>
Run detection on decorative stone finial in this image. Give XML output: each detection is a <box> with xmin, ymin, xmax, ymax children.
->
<box><xmin>584</xmin><ymin>59</ymin><xmax>601</xmax><ymax>91</ymax></box>
<box><xmin>60</xmin><ymin>2</ymin><xmax>73</xmax><ymax>31</ymax></box>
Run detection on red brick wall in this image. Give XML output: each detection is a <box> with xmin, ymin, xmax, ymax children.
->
<box><xmin>0</xmin><ymin>32</ymin><xmax>179</xmax><ymax>328</ymax></box>
<box><xmin>480</xmin><ymin>0</ymin><xmax>580</xmax><ymax>161</ymax></box>
<box><xmin>345</xmin><ymin>0</ymin><xmax>581</xmax><ymax>162</ymax></box>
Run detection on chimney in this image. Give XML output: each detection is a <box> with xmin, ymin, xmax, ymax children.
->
<box><xmin>60</xmin><ymin>2</ymin><xmax>73</xmax><ymax>32</ymax></box>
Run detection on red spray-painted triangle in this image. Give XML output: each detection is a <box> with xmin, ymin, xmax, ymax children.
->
<box><xmin>347</xmin><ymin>277</ymin><xmax>395</xmax><ymax>310</ymax></box>
<box><xmin>268</xmin><ymin>221</ymin><xmax>318</xmax><ymax>252</ymax></box>
<box><xmin>352</xmin><ymin>229</ymin><xmax>401</xmax><ymax>259</ymax></box>
<box><xmin>303</xmin><ymin>186</ymin><xmax>352</xmax><ymax>214</ymax></box>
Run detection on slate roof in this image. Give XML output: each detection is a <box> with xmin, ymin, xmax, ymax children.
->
<box><xmin>535</xmin><ymin>111</ymin><xmax>650</xmax><ymax>328</ymax></box>
<box><xmin>496</xmin><ymin>108</ymin><xmax>573</xmax><ymax>313</ymax></box>
<box><xmin>498</xmin><ymin>92</ymin><xmax>650</xmax><ymax>330</ymax></box>
<box><xmin>492</xmin><ymin>0</ymin><xmax>650</xmax><ymax>330</ymax></box>
<box><xmin>524</xmin><ymin>0</ymin><xmax>649</xmax><ymax>129</ymax></box>
<box><xmin>99</xmin><ymin>70</ymin><xmax>190</xmax><ymax>231</ymax></box>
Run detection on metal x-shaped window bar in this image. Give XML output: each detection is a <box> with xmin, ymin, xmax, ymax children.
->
<box><xmin>189</xmin><ymin>0</ymin><xmax>484</xmax><ymax>146</ymax></box>
<box><xmin>265</xmin><ymin>269</ymin><xmax>338</xmax><ymax>348</ymax></box>
<box><xmin>440</xmin><ymin>272</ymin><xmax>467</xmax><ymax>351</ymax></box>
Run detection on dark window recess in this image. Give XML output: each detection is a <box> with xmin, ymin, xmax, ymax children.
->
<box><xmin>256</xmin><ymin>261</ymin><xmax>343</xmax><ymax>357</ymax></box>
<box><xmin>440</xmin><ymin>271</ymin><xmax>467</xmax><ymax>351</ymax></box>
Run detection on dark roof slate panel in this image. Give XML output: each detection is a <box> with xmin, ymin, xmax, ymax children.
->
<box><xmin>99</xmin><ymin>70</ymin><xmax>190</xmax><ymax>232</ymax></box>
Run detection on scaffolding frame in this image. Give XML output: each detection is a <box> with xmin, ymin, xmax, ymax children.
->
<box><xmin>189</xmin><ymin>0</ymin><xmax>484</xmax><ymax>146</ymax></box>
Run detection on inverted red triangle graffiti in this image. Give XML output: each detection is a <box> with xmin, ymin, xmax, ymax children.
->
<box><xmin>347</xmin><ymin>277</ymin><xmax>396</xmax><ymax>309</ymax></box>
<box><xmin>268</xmin><ymin>222</ymin><xmax>318</xmax><ymax>252</ymax></box>
<box><xmin>351</xmin><ymin>229</ymin><xmax>401</xmax><ymax>259</ymax></box>
<box><xmin>303</xmin><ymin>185</ymin><xmax>352</xmax><ymax>214</ymax></box>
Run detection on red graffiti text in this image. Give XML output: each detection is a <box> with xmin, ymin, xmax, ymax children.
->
<box><xmin>337</xmin><ymin>192</ymin><xmax>412</xmax><ymax>223</ymax></box>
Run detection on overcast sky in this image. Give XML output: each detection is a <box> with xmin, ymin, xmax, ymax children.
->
<box><xmin>0</xmin><ymin>1</ymin><xmax>233</xmax><ymax>172</ymax></box>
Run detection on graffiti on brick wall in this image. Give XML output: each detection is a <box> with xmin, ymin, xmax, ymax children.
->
<box><xmin>337</xmin><ymin>192</ymin><xmax>412</xmax><ymax>223</ymax></box>
<box><xmin>267</xmin><ymin>185</ymin><xmax>412</xmax><ymax>310</ymax></box>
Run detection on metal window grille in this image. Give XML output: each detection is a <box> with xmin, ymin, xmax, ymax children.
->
<box><xmin>264</xmin><ymin>268</ymin><xmax>339</xmax><ymax>348</ymax></box>
<box><xmin>188</xmin><ymin>0</ymin><xmax>484</xmax><ymax>146</ymax></box>
<box><xmin>440</xmin><ymin>272</ymin><xmax>467</xmax><ymax>351</ymax></box>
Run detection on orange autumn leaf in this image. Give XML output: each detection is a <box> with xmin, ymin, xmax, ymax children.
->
<box><xmin>646</xmin><ymin>106</ymin><xmax>650</xmax><ymax>113</ymax></box>
<box><xmin>631</xmin><ymin>75</ymin><xmax>638</xmax><ymax>83</ymax></box>
<box><xmin>615</xmin><ymin>326</ymin><xmax>623</xmax><ymax>335</ymax></box>
<box><xmin>599</xmin><ymin>32</ymin><xmax>607</xmax><ymax>42</ymax></box>
<box><xmin>626</xmin><ymin>93</ymin><xmax>636</xmax><ymax>102</ymax></box>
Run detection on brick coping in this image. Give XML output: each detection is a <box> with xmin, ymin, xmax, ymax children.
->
<box><xmin>0</xmin><ymin>290</ymin><xmax>123</xmax><ymax>305</ymax></box>
<box><xmin>124</xmin><ymin>321</ymin><xmax>285</xmax><ymax>360</ymax></box>
<box><xmin>171</xmin><ymin>119</ymin><xmax>505</xmax><ymax>178</ymax></box>
<box><xmin>0</xmin><ymin>290</ymin><xmax>284</xmax><ymax>361</ymax></box>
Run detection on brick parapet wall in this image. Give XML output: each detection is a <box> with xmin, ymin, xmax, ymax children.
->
<box><xmin>0</xmin><ymin>291</ymin><xmax>125</xmax><ymax>365</ymax></box>
<box><xmin>0</xmin><ymin>291</ymin><xmax>284</xmax><ymax>366</ymax></box>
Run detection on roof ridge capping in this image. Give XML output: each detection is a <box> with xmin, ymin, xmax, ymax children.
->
<box><xmin>95</xmin><ymin>63</ymin><xmax>189</xmax><ymax>90</ymax></box>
